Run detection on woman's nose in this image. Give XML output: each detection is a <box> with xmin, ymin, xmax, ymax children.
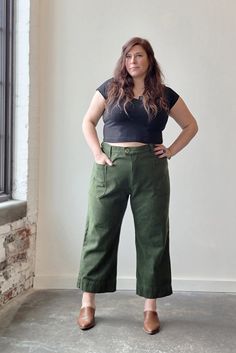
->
<box><xmin>130</xmin><ymin>56</ymin><xmax>136</xmax><ymax>63</ymax></box>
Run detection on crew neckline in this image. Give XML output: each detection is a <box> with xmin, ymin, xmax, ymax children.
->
<box><xmin>133</xmin><ymin>96</ymin><xmax>143</xmax><ymax>101</ymax></box>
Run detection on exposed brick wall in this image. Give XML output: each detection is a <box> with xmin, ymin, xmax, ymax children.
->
<box><xmin>0</xmin><ymin>218</ymin><xmax>37</xmax><ymax>306</ymax></box>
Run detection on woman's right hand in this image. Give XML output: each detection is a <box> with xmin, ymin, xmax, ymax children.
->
<box><xmin>94</xmin><ymin>151</ymin><xmax>113</xmax><ymax>166</ymax></box>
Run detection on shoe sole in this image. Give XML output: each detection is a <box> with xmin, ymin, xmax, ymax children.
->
<box><xmin>79</xmin><ymin>323</ymin><xmax>95</xmax><ymax>330</ymax></box>
<box><xmin>143</xmin><ymin>327</ymin><xmax>160</xmax><ymax>335</ymax></box>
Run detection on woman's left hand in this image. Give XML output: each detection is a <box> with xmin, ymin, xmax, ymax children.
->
<box><xmin>153</xmin><ymin>144</ymin><xmax>172</xmax><ymax>159</ymax></box>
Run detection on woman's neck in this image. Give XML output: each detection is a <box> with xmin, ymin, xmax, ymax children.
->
<box><xmin>133</xmin><ymin>77</ymin><xmax>145</xmax><ymax>97</ymax></box>
<box><xmin>133</xmin><ymin>76</ymin><xmax>145</xmax><ymax>89</ymax></box>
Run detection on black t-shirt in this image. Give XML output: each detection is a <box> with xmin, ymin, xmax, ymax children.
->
<box><xmin>96</xmin><ymin>78</ymin><xmax>179</xmax><ymax>144</ymax></box>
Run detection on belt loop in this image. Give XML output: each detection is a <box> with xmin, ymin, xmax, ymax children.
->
<box><xmin>148</xmin><ymin>144</ymin><xmax>154</xmax><ymax>151</ymax></box>
<box><xmin>109</xmin><ymin>144</ymin><xmax>112</xmax><ymax>159</ymax></box>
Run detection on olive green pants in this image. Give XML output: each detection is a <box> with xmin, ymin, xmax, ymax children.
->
<box><xmin>77</xmin><ymin>142</ymin><xmax>172</xmax><ymax>299</ymax></box>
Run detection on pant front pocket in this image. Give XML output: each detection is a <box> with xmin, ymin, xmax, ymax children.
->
<box><xmin>94</xmin><ymin>163</ymin><xmax>107</xmax><ymax>198</ymax></box>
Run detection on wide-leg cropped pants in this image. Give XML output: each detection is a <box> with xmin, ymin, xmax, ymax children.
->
<box><xmin>77</xmin><ymin>142</ymin><xmax>172</xmax><ymax>299</ymax></box>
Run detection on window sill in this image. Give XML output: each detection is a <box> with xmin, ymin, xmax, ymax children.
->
<box><xmin>0</xmin><ymin>200</ymin><xmax>27</xmax><ymax>226</ymax></box>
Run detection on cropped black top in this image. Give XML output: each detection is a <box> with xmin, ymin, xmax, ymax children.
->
<box><xmin>96</xmin><ymin>78</ymin><xmax>180</xmax><ymax>144</ymax></box>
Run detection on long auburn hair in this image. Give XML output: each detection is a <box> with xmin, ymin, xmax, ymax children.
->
<box><xmin>106</xmin><ymin>37</ymin><xmax>169</xmax><ymax>119</ymax></box>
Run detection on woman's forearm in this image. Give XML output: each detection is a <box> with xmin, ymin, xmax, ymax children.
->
<box><xmin>168</xmin><ymin>121</ymin><xmax>198</xmax><ymax>158</ymax></box>
<box><xmin>82</xmin><ymin>120</ymin><xmax>102</xmax><ymax>158</ymax></box>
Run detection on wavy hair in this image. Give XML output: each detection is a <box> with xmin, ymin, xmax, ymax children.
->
<box><xmin>105</xmin><ymin>37</ymin><xmax>169</xmax><ymax>119</ymax></box>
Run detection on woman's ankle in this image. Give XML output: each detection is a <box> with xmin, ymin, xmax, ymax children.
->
<box><xmin>81</xmin><ymin>292</ymin><xmax>96</xmax><ymax>309</ymax></box>
<box><xmin>144</xmin><ymin>298</ymin><xmax>157</xmax><ymax>312</ymax></box>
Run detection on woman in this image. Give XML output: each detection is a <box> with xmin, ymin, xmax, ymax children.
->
<box><xmin>76</xmin><ymin>37</ymin><xmax>198</xmax><ymax>334</ymax></box>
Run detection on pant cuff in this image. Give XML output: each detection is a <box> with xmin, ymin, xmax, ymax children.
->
<box><xmin>77</xmin><ymin>277</ymin><xmax>116</xmax><ymax>293</ymax></box>
<box><xmin>136</xmin><ymin>284</ymin><xmax>173</xmax><ymax>298</ymax></box>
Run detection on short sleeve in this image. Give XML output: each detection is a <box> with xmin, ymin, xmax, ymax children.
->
<box><xmin>96</xmin><ymin>78</ymin><xmax>113</xmax><ymax>99</ymax></box>
<box><xmin>165</xmin><ymin>86</ymin><xmax>180</xmax><ymax>109</ymax></box>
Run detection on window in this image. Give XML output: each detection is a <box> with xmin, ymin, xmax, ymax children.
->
<box><xmin>0</xmin><ymin>0</ymin><xmax>14</xmax><ymax>202</ymax></box>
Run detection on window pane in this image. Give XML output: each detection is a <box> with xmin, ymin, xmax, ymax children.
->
<box><xmin>0</xmin><ymin>0</ymin><xmax>13</xmax><ymax>202</ymax></box>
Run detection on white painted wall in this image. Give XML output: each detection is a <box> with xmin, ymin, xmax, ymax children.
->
<box><xmin>34</xmin><ymin>0</ymin><xmax>236</xmax><ymax>291</ymax></box>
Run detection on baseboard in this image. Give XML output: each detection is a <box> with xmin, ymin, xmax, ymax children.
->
<box><xmin>33</xmin><ymin>275</ymin><xmax>236</xmax><ymax>293</ymax></box>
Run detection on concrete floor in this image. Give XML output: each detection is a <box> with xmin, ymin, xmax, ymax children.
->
<box><xmin>0</xmin><ymin>289</ymin><xmax>235</xmax><ymax>353</ymax></box>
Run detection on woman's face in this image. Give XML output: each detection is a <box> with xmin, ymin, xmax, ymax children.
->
<box><xmin>125</xmin><ymin>44</ymin><xmax>149</xmax><ymax>80</ymax></box>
